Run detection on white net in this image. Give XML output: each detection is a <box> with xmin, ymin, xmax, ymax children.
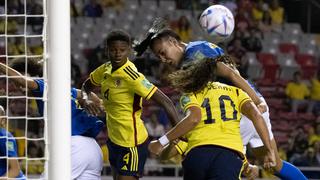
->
<box><xmin>0</xmin><ymin>0</ymin><xmax>47</xmax><ymax>179</ymax></box>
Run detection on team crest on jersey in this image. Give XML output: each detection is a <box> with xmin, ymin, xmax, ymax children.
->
<box><xmin>141</xmin><ymin>79</ymin><xmax>152</xmax><ymax>89</ymax></box>
<box><xmin>115</xmin><ymin>79</ymin><xmax>121</xmax><ymax>87</ymax></box>
<box><xmin>180</xmin><ymin>95</ymin><xmax>191</xmax><ymax>107</ymax></box>
<box><xmin>194</xmin><ymin>51</ymin><xmax>205</xmax><ymax>60</ymax></box>
<box><xmin>7</xmin><ymin>141</ymin><xmax>14</xmax><ymax>151</ymax></box>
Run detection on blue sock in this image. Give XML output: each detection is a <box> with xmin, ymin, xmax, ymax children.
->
<box><xmin>274</xmin><ymin>160</ymin><xmax>307</xmax><ymax>180</ymax></box>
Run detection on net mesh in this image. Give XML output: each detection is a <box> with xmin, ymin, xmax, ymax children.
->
<box><xmin>0</xmin><ymin>0</ymin><xmax>47</xmax><ymax>179</ymax></box>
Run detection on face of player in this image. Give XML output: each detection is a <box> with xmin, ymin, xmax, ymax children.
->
<box><xmin>151</xmin><ymin>38</ymin><xmax>184</xmax><ymax>67</ymax></box>
<box><xmin>107</xmin><ymin>40</ymin><xmax>131</xmax><ymax>69</ymax></box>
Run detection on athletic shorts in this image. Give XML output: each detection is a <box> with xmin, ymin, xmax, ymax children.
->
<box><xmin>182</xmin><ymin>145</ymin><xmax>244</xmax><ymax>180</ymax></box>
<box><xmin>107</xmin><ymin>139</ymin><xmax>149</xmax><ymax>177</ymax></box>
<box><xmin>71</xmin><ymin>136</ymin><xmax>103</xmax><ymax>180</ymax></box>
<box><xmin>240</xmin><ymin>97</ymin><xmax>274</xmax><ymax>153</ymax></box>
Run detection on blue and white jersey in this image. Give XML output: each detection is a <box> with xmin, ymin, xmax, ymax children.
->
<box><xmin>183</xmin><ymin>41</ymin><xmax>262</xmax><ymax>98</ymax></box>
<box><xmin>32</xmin><ymin>79</ymin><xmax>104</xmax><ymax>138</ymax></box>
<box><xmin>183</xmin><ymin>41</ymin><xmax>224</xmax><ymax>64</ymax></box>
<box><xmin>0</xmin><ymin>128</ymin><xmax>25</xmax><ymax>179</ymax></box>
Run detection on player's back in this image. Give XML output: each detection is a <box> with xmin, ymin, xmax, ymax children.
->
<box><xmin>183</xmin><ymin>41</ymin><xmax>224</xmax><ymax>64</ymax></box>
<box><xmin>181</xmin><ymin>82</ymin><xmax>251</xmax><ymax>155</ymax></box>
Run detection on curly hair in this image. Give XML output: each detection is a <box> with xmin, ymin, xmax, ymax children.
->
<box><xmin>168</xmin><ymin>55</ymin><xmax>235</xmax><ymax>93</ymax></box>
<box><xmin>10</xmin><ymin>58</ymin><xmax>43</xmax><ymax>77</ymax></box>
<box><xmin>106</xmin><ymin>29</ymin><xmax>131</xmax><ymax>46</ymax></box>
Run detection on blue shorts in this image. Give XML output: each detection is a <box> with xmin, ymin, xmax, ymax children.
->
<box><xmin>182</xmin><ymin>145</ymin><xmax>244</xmax><ymax>180</ymax></box>
<box><xmin>107</xmin><ymin>139</ymin><xmax>149</xmax><ymax>177</ymax></box>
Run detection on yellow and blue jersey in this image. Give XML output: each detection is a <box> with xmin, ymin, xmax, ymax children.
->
<box><xmin>90</xmin><ymin>59</ymin><xmax>157</xmax><ymax>147</ymax></box>
<box><xmin>32</xmin><ymin>79</ymin><xmax>104</xmax><ymax>138</ymax></box>
<box><xmin>0</xmin><ymin>128</ymin><xmax>25</xmax><ymax>179</ymax></box>
<box><xmin>179</xmin><ymin>82</ymin><xmax>251</xmax><ymax>156</ymax></box>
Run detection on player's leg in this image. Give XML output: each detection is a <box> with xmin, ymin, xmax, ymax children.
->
<box><xmin>71</xmin><ymin>136</ymin><xmax>103</xmax><ymax>180</ymax></box>
<box><xmin>208</xmin><ymin>146</ymin><xmax>244</xmax><ymax>180</ymax></box>
<box><xmin>107</xmin><ymin>139</ymin><xmax>148</xmax><ymax>180</ymax></box>
<box><xmin>251</xmin><ymin>139</ymin><xmax>307</xmax><ymax>180</ymax></box>
<box><xmin>182</xmin><ymin>146</ymin><xmax>214</xmax><ymax>180</ymax></box>
<box><xmin>248</xmin><ymin>111</ymin><xmax>307</xmax><ymax>180</ymax></box>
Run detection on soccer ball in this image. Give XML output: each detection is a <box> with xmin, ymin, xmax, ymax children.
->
<box><xmin>199</xmin><ymin>5</ymin><xmax>235</xmax><ymax>42</ymax></box>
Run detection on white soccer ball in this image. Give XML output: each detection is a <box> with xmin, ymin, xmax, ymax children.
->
<box><xmin>199</xmin><ymin>5</ymin><xmax>235</xmax><ymax>42</ymax></box>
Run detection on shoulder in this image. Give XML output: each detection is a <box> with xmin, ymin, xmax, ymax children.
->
<box><xmin>120</xmin><ymin>61</ymin><xmax>142</xmax><ymax>81</ymax></box>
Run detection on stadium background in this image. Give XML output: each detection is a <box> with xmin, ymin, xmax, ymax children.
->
<box><xmin>0</xmin><ymin>0</ymin><xmax>320</xmax><ymax>179</ymax></box>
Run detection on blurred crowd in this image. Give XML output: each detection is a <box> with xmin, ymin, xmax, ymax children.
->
<box><xmin>0</xmin><ymin>0</ymin><xmax>319</xmax><ymax>178</ymax></box>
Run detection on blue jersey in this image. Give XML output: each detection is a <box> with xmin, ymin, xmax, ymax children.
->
<box><xmin>183</xmin><ymin>41</ymin><xmax>224</xmax><ymax>64</ymax></box>
<box><xmin>0</xmin><ymin>128</ymin><xmax>25</xmax><ymax>179</ymax></box>
<box><xmin>183</xmin><ymin>41</ymin><xmax>262</xmax><ymax>98</ymax></box>
<box><xmin>32</xmin><ymin>79</ymin><xmax>104</xmax><ymax>138</ymax></box>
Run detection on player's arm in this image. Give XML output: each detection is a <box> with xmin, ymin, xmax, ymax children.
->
<box><xmin>75</xmin><ymin>88</ymin><xmax>104</xmax><ymax>116</ymax></box>
<box><xmin>0</xmin><ymin>62</ymin><xmax>38</xmax><ymax>90</ymax></box>
<box><xmin>150</xmin><ymin>89</ymin><xmax>179</xmax><ymax>126</ymax></box>
<box><xmin>240</xmin><ymin>100</ymin><xmax>276</xmax><ymax>169</ymax></box>
<box><xmin>148</xmin><ymin>106</ymin><xmax>201</xmax><ymax>155</ymax></box>
<box><xmin>0</xmin><ymin>159</ymin><xmax>21</xmax><ymax>179</ymax></box>
<box><xmin>159</xmin><ymin>141</ymin><xmax>179</xmax><ymax>160</ymax></box>
<box><xmin>215</xmin><ymin>61</ymin><xmax>267</xmax><ymax>113</ymax></box>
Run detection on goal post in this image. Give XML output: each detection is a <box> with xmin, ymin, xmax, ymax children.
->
<box><xmin>47</xmin><ymin>0</ymin><xmax>71</xmax><ymax>179</ymax></box>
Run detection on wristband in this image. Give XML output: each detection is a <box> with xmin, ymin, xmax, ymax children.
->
<box><xmin>159</xmin><ymin>135</ymin><xmax>169</xmax><ymax>146</ymax></box>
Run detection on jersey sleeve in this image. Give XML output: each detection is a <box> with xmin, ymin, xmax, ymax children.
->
<box><xmin>71</xmin><ymin>88</ymin><xmax>78</xmax><ymax>99</ymax></box>
<box><xmin>180</xmin><ymin>93</ymin><xmax>200</xmax><ymax>112</ymax></box>
<box><xmin>31</xmin><ymin>79</ymin><xmax>45</xmax><ymax>97</ymax></box>
<box><xmin>127</xmin><ymin>69</ymin><xmax>158</xmax><ymax>100</ymax></box>
<box><xmin>185</xmin><ymin>42</ymin><xmax>224</xmax><ymax>61</ymax></box>
<box><xmin>237</xmin><ymin>89</ymin><xmax>252</xmax><ymax>113</ymax></box>
<box><xmin>89</xmin><ymin>64</ymin><xmax>106</xmax><ymax>86</ymax></box>
<box><xmin>7</xmin><ymin>138</ymin><xmax>18</xmax><ymax>157</ymax></box>
<box><xmin>174</xmin><ymin>140</ymin><xmax>188</xmax><ymax>156</ymax></box>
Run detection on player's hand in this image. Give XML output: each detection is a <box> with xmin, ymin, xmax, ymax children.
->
<box><xmin>243</xmin><ymin>163</ymin><xmax>259</xmax><ymax>180</ymax></box>
<box><xmin>263</xmin><ymin>149</ymin><xmax>276</xmax><ymax>171</ymax></box>
<box><xmin>80</xmin><ymin>98</ymin><xmax>104</xmax><ymax>116</ymax></box>
<box><xmin>148</xmin><ymin>140</ymin><xmax>164</xmax><ymax>156</ymax></box>
<box><xmin>257</xmin><ymin>101</ymin><xmax>267</xmax><ymax>114</ymax></box>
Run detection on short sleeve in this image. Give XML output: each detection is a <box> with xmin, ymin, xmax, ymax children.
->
<box><xmin>130</xmin><ymin>73</ymin><xmax>158</xmax><ymax>100</ymax></box>
<box><xmin>237</xmin><ymin>89</ymin><xmax>252</xmax><ymax>112</ymax></box>
<box><xmin>71</xmin><ymin>88</ymin><xmax>78</xmax><ymax>99</ymax></box>
<box><xmin>32</xmin><ymin>79</ymin><xmax>45</xmax><ymax>97</ymax></box>
<box><xmin>185</xmin><ymin>41</ymin><xmax>224</xmax><ymax>61</ymax></box>
<box><xmin>174</xmin><ymin>140</ymin><xmax>188</xmax><ymax>156</ymax></box>
<box><xmin>90</xmin><ymin>64</ymin><xmax>107</xmax><ymax>86</ymax></box>
<box><xmin>180</xmin><ymin>93</ymin><xmax>200</xmax><ymax>112</ymax></box>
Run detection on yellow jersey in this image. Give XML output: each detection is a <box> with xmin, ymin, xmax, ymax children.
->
<box><xmin>311</xmin><ymin>78</ymin><xmax>320</xmax><ymax>100</ymax></box>
<box><xmin>90</xmin><ymin>59</ymin><xmax>158</xmax><ymax>147</ymax></box>
<box><xmin>180</xmin><ymin>82</ymin><xmax>251</xmax><ymax>155</ymax></box>
<box><xmin>285</xmin><ymin>82</ymin><xmax>310</xmax><ymax>100</ymax></box>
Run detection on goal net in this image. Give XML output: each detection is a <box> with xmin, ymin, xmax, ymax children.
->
<box><xmin>0</xmin><ymin>0</ymin><xmax>71</xmax><ymax>179</ymax></box>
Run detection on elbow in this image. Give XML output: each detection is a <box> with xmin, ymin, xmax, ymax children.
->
<box><xmin>188</xmin><ymin>107</ymin><xmax>202</xmax><ymax>126</ymax></box>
